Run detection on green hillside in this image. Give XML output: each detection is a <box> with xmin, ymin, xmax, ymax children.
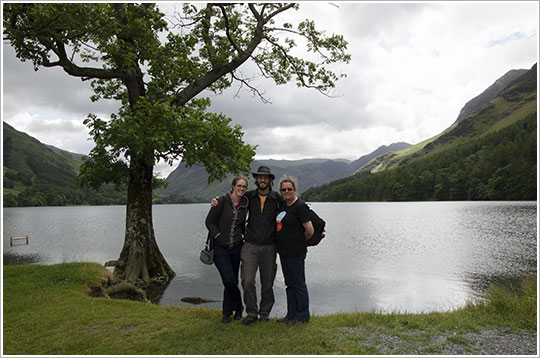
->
<box><xmin>3</xmin><ymin>122</ymin><xmax>126</xmax><ymax>207</ymax></box>
<box><xmin>302</xmin><ymin>112</ymin><xmax>536</xmax><ymax>201</ymax></box>
<box><xmin>360</xmin><ymin>64</ymin><xmax>537</xmax><ymax>174</ymax></box>
<box><xmin>302</xmin><ymin>64</ymin><xmax>537</xmax><ymax>202</ymax></box>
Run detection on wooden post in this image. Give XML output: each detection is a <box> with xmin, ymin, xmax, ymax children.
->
<box><xmin>10</xmin><ymin>235</ymin><xmax>29</xmax><ymax>247</ymax></box>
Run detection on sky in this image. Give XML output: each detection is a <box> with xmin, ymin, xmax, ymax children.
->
<box><xmin>2</xmin><ymin>2</ymin><xmax>538</xmax><ymax>178</ymax></box>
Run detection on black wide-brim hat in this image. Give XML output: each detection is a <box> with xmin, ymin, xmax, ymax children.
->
<box><xmin>252</xmin><ymin>165</ymin><xmax>275</xmax><ymax>180</ymax></box>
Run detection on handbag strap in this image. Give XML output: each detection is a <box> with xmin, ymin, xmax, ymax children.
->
<box><xmin>205</xmin><ymin>232</ymin><xmax>214</xmax><ymax>250</ymax></box>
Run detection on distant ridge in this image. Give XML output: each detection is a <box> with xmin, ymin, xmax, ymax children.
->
<box><xmin>350</xmin><ymin>142</ymin><xmax>411</xmax><ymax>172</ymax></box>
<box><xmin>159</xmin><ymin>142</ymin><xmax>411</xmax><ymax>201</ymax></box>
<box><xmin>45</xmin><ymin>145</ymin><xmax>85</xmax><ymax>160</ymax></box>
<box><xmin>454</xmin><ymin>69</ymin><xmax>528</xmax><ymax>124</ymax></box>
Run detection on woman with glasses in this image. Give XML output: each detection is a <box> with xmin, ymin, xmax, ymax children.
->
<box><xmin>205</xmin><ymin>176</ymin><xmax>250</xmax><ymax>323</ymax></box>
<box><xmin>275</xmin><ymin>175</ymin><xmax>314</xmax><ymax>324</ymax></box>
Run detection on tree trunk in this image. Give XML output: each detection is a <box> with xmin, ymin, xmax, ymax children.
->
<box><xmin>113</xmin><ymin>155</ymin><xmax>175</xmax><ymax>287</ymax></box>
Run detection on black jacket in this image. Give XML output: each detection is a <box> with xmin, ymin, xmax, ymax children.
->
<box><xmin>244</xmin><ymin>190</ymin><xmax>283</xmax><ymax>245</ymax></box>
<box><xmin>205</xmin><ymin>193</ymin><xmax>249</xmax><ymax>249</ymax></box>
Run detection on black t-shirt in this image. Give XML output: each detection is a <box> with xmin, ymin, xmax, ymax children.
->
<box><xmin>275</xmin><ymin>198</ymin><xmax>311</xmax><ymax>256</ymax></box>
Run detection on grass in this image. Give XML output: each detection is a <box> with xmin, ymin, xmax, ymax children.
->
<box><xmin>3</xmin><ymin>262</ymin><xmax>537</xmax><ymax>355</ymax></box>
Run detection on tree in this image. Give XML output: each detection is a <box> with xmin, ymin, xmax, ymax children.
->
<box><xmin>3</xmin><ymin>3</ymin><xmax>350</xmax><ymax>291</ymax></box>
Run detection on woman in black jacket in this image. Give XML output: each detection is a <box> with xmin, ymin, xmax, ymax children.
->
<box><xmin>205</xmin><ymin>176</ymin><xmax>249</xmax><ymax>323</ymax></box>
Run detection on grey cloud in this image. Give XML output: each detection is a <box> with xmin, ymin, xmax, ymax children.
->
<box><xmin>26</xmin><ymin>119</ymin><xmax>84</xmax><ymax>134</ymax></box>
<box><xmin>339</xmin><ymin>3</ymin><xmax>429</xmax><ymax>40</ymax></box>
<box><xmin>208</xmin><ymin>75</ymin><xmax>378</xmax><ymax>135</ymax></box>
<box><xmin>3</xmin><ymin>45</ymin><xmax>119</xmax><ymax>120</ymax></box>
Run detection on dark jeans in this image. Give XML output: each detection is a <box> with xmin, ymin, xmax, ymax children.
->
<box><xmin>214</xmin><ymin>243</ymin><xmax>243</xmax><ymax>317</ymax></box>
<box><xmin>279</xmin><ymin>254</ymin><xmax>310</xmax><ymax>322</ymax></box>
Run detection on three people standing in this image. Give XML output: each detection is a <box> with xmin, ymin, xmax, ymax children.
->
<box><xmin>205</xmin><ymin>167</ymin><xmax>313</xmax><ymax>325</ymax></box>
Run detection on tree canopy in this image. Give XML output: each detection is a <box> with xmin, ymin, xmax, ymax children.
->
<box><xmin>4</xmin><ymin>3</ymin><xmax>350</xmax><ymax>187</ymax></box>
<box><xmin>3</xmin><ymin>3</ymin><xmax>350</xmax><ymax>287</ymax></box>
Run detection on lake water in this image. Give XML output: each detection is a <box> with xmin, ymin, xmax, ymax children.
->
<box><xmin>3</xmin><ymin>202</ymin><xmax>537</xmax><ymax>316</ymax></box>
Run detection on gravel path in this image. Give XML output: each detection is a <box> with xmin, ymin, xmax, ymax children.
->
<box><xmin>336</xmin><ymin>326</ymin><xmax>537</xmax><ymax>355</ymax></box>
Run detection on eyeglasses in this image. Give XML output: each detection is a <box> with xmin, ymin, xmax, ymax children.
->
<box><xmin>280</xmin><ymin>187</ymin><xmax>294</xmax><ymax>192</ymax></box>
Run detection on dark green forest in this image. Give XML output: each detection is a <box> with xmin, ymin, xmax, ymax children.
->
<box><xmin>302</xmin><ymin>112</ymin><xmax>537</xmax><ymax>202</ymax></box>
<box><xmin>3</xmin><ymin>183</ymin><xmax>127</xmax><ymax>207</ymax></box>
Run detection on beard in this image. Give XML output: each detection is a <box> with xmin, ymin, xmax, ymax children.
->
<box><xmin>256</xmin><ymin>180</ymin><xmax>272</xmax><ymax>191</ymax></box>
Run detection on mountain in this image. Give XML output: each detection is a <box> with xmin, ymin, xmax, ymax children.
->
<box><xmin>349</xmin><ymin>142</ymin><xmax>411</xmax><ymax>171</ymax></box>
<box><xmin>46</xmin><ymin>144</ymin><xmax>85</xmax><ymax>160</ymax></box>
<box><xmin>454</xmin><ymin>69</ymin><xmax>528</xmax><ymax>124</ymax></box>
<box><xmin>3</xmin><ymin>122</ymin><xmax>125</xmax><ymax>207</ymax></box>
<box><xmin>302</xmin><ymin>63</ymin><xmax>537</xmax><ymax>202</ymax></box>
<box><xmin>159</xmin><ymin>143</ymin><xmax>411</xmax><ymax>202</ymax></box>
<box><xmin>358</xmin><ymin>64</ymin><xmax>537</xmax><ymax>174</ymax></box>
<box><xmin>160</xmin><ymin>159</ymin><xmax>352</xmax><ymax>202</ymax></box>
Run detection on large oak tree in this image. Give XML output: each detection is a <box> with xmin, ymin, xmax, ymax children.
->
<box><xmin>3</xmin><ymin>3</ymin><xmax>349</xmax><ymax>289</ymax></box>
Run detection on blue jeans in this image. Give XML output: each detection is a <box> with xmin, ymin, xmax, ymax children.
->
<box><xmin>279</xmin><ymin>254</ymin><xmax>310</xmax><ymax>322</ymax></box>
<box><xmin>214</xmin><ymin>243</ymin><xmax>243</xmax><ymax>316</ymax></box>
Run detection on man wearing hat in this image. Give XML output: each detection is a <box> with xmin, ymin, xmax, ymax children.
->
<box><xmin>240</xmin><ymin>165</ymin><xmax>284</xmax><ymax>325</ymax></box>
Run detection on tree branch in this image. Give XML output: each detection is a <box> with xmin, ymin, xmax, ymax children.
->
<box><xmin>43</xmin><ymin>40</ymin><xmax>125</xmax><ymax>80</ymax></box>
<box><xmin>248</xmin><ymin>4</ymin><xmax>262</xmax><ymax>22</ymax></box>
<box><xmin>201</xmin><ymin>4</ymin><xmax>217</xmax><ymax>66</ymax></box>
<box><xmin>231</xmin><ymin>71</ymin><xmax>271</xmax><ymax>104</ymax></box>
<box><xmin>217</xmin><ymin>4</ymin><xmax>242</xmax><ymax>54</ymax></box>
<box><xmin>263</xmin><ymin>35</ymin><xmax>308</xmax><ymax>86</ymax></box>
<box><xmin>172</xmin><ymin>5</ymin><xmax>267</xmax><ymax>107</ymax></box>
<box><xmin>262</xmin><ymin>3</ymin><xmax>297</xmax><ymax>24</ymax></box>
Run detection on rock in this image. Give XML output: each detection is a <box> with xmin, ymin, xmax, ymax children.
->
<box><xmin>181</xmin><ymin>296</ymin><xmax>218</xmax><ymax>304</ymax></box>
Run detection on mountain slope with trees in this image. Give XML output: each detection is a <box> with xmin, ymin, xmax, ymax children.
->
<box><xmin>302</xmin><ymin>64</ymin><xmax>537</xmax><ymax>202</ymax></box>
<box><xmin>3</xmin><ymin>122</ymin><xmax>126</xmax><ymax>207</ymax></box>
<box><xmin>359</xmin><ymin>64</ymin><xmax>537</xmax><ymax>174</ymax></box>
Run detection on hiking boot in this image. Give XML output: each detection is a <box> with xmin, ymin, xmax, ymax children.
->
<box><xmin>259</xmin><ymin>316</ymin><xmax>270</xmax><ymax>322</ymax></box>
<box><xmin>242</xmin><ymin>316</ymin><xmax>258</xmax><ymax>325</ymax></box>
<box><xmin>288</xmin><ymin>319</ymin><xmax>308</xmax><ymax>325</ymax></box>
<box><xmin>276</xmin><ymin>317</ymin><xmax>291</xmax><ymax>324</ymax></box>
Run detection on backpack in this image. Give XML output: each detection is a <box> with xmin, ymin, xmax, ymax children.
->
<box><xmin>306</xmin><ymin>207</ymin><xmax>326</xmax><ymax>246</ymax></box>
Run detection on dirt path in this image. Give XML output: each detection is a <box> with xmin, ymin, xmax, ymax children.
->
<box><xmin>336</xmin><ymin>326</ymin><xmax>537</xmax><ymax>355</ymax></box>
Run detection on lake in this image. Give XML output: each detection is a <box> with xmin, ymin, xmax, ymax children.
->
<box><xmin>3</xmin><ymin>201</ymin><xmax>537</xmax><ymax>317</ymax></box>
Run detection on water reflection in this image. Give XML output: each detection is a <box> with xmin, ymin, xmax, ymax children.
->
<box><xmin>3</xmin><ymin>252</ymin><xmax>46</xmax><ymax>266</ymax></box>
<box><xmin>145</xmin><ymin>280</ymin><xmax>173</xmax><ymax>304</ymax></box>
<box><xmin>3</xmin><ymin>202</ymin><xmax>537</xmax><ymax>315</ymax></box>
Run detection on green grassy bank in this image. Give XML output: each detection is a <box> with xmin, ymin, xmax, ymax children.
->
<box><xmin>3</xmin><ymin>263</ymin><xmax>537</xmax><ymax>355</ymax></box>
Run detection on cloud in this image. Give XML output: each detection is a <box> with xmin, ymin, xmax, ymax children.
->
<box><xmin>2</xmin><ymin>2</ymin><xmax>538</xmax><ymax>177</ymax></box>
<box><xmin>3</xmin><ymin>47</ymin><xmax>117</xmax><ymax>117</ymax></box>
<box><xmin>8</xmin><ymin>111</ymin><xmax>93</xmax><ymax>155</ymax></box>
